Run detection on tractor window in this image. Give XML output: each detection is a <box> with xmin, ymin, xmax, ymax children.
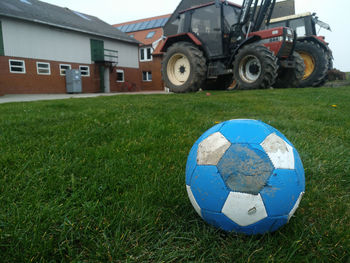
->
<box><xmin>289</xmin><ymin>19</ymin><xmax>306</xmax><ymax>37</ymax></box>
<box><xmin>191</xmin><ymin>5</ymin><xmax>222</xmax><ymax>56</ymax></box>
<box><xmin>223</xmin><ymin>5</ymin><xmax>240</xmax><ymax>33</ymax></box>
<box><xmin>269</xmin><ymin>21</ymin><xmax>287</xmax><ymax>28</ymax></box>
<box><xmin>174</xmin><ymin>14</ymin><xmax>186</xmax><ymax>34</ymax></box>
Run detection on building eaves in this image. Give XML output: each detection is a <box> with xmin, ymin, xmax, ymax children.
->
<box><xmin>0</xmin><ymin>0</ymin><xmax>139</xmax><ymax>45</ymax></box>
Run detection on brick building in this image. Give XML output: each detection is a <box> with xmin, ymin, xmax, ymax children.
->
<box><xmin>0</xmin><ymin>0</ymin><xmax>141</xmax><ymax>95</ymax></box>
<box><xmin>114</xmin><ymin>14</ymin><xmax>171</xmax><ymax>91</ymax></box>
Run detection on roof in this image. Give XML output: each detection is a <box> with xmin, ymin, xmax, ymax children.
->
<box><xmin>114</xmin><ymin>14</ymin><xmax>171</xmax><ymax>33</ymax></box>
<box><xmin>0</xmin><ymin>0</ymin><xmax>138</xmax><ymax>44</ymax></box>
<box><xmin>127</xmin><ymin>28</ymin><xmax>164</xmax><ymax>46</ymax></box>
<box><xmin>179</xmin><ymin>1</ymin><xmax>241</xmax><ymax>14</ymax></box>
<box><xmin>270</xmin><ymin>12</ymin><xmax>312</xmax><ymax>24</ymax></box>
<box><xmin>270</xmin><ymin>0</ymin><xmax>295</xmax><ymax>19</ymax></box>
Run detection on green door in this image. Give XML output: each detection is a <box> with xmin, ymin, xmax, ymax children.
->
<box><xmin>90</xmin><ymin>39</ymin><xmax>104</xmax><ymax>62</ymax></box>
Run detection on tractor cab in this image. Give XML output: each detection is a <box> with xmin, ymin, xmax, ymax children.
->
<box><xmin>269</xmin><ymin>12</ymin><xmax>331</xmax><ymax>40</ymax></box>
<box><xmin>173</xmin><ymin>2</ymin><xmax>241</xmax><ymax>58</ymax></box>
<box><xmin>269</xmin><ymin>12</ymin><xmax>333</xmax><ymax>87</ymax></box>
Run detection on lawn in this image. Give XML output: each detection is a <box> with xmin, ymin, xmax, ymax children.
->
<box><xmin>1</xmin><ymin>87</ymin><xmax>350</xmax><ymax>262</ymax></box>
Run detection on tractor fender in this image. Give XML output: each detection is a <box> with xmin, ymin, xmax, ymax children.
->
<box><xmin>228</xmin><ymin>35</ymin><xmax>261</xmax><ymax>66</ymax></box>
<box><xmin>160</xmin><ymin>33</ymin><xmax>202</xmax><ymax>53</ymax></box>
<box><xmin>297</xmin><ymin>35</ymin><xmax>332</xmax><ymax>56</ymax></box>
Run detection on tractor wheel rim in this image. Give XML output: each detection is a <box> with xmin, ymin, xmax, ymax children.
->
<box><xmin>239</xmin><ymin>55</ymin><xmax>261</xmax><ymax>83</ymax></box>
<box><xmin>299</xmin><ymin>52</ymin><xmax>315</xmax><ymax>80</ymax></box>
<box><xmin>167</xmin><ymin>53</ymin><xmax>190</xmax><ymax>86</ymax></box>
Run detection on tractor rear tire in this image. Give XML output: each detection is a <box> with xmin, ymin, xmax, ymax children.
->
<box><xmin>161</xmin><ymin>42</ymin><xmax>207</xmax><ymax>93</ymax></box>
<box><xmin>295</xmin><ymin>41</ymin><xmax>328</xmax><ymax>88</ymax></box>
<box><xmin>315</xmin><ymin>51</ymin><xmax>333</xmax><ymax>87</ymax></box>
<box><xmin>273</xmin><ymin>52</ymin><xmax>305</xmax><ymax>89</ymax></box>
<box><xmin>234</xmin><ymin>44</ymin><xmax>278</xmax><ymax>90</ymax></box>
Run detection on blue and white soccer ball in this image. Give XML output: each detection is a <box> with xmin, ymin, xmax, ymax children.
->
<box><xmin>186</xmin><ymin>119</ymin><xmax>305</xmax><ymax>235</ymax></box>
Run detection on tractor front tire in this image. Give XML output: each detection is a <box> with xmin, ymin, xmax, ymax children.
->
<box><xmin>273</xmin><ymin>52</ymin><xmax>305</xmax><ymax>89</ymax></box>
<box><xmin>295</xmin><ymin>41</ymin><xmax>328</xmax><ymax>88</ymax></box>
<box><xmin>234</xmin><ymin>44</ymin><xmax>278</xmax><ymax>90</ymax></box>
<box><xmin>161</xmin><ymin>42</ymin><xmax>207</xmax><ymax>93</ymax></box>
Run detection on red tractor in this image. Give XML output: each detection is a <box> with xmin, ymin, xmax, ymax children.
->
<box><xmin>269</xmin><ymin>12</ymin><xmax>333</xmax><ymax>87</ymax></box>
<box><xmin>160</xmin><ymin>0</ymin><xmax>304</xmax><ymax>92</ymax></box>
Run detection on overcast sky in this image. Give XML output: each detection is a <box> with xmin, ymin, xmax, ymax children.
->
<box><xmin>41</xmin><ymin>0</ymin><xmax>350</xmax><ymax>71</ymax></box>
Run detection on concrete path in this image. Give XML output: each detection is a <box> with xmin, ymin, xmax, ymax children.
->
<box><xmin>0</xmin><ymin>91</ymin><xmax>170</xmax><ymax>104</ymax></box>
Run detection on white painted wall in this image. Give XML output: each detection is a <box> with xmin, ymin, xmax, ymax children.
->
<box><xmin>104</xmin><ymin>39</ymin><xmax>139</xmax><ymax>69</ymax></box>
<box><xmin>1</xmin><ymin>18</ymin><xmax>139</xmax><ymax>68</ymax></box>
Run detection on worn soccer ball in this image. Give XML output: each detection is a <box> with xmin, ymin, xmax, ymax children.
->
<box><xmin>186</xmin><ymin>119</ymin><xmax>305</xmax><ymax>235</ymax></box>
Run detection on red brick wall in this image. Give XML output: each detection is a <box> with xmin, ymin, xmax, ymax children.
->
<box><xmin>0</xmin><ymin>56</ymin><xmax>142</xmax><ymax>94</ymax></box>
<box><xmin>139</xmin><ymin>55</ymin><xmax>164</xmax><ymax>91</ymax></box>
<box><xmin>110</xmin><ymin>67</ymin><xmax>142</xmax><ymax>92</ymax></box>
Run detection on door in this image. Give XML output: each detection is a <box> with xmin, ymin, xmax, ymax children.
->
<box><xmin>104</xmin><ymin>67</ymin><xmax>110</xmax><ymax>93</ymax></box>
<box><xmin>191</xmin><ymin>4</ymin><xmax>223</xmax><ymax>57</ymax></box>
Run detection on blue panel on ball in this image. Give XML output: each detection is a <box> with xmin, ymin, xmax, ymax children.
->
<box><xmin>261</xmin><ymin>169</ymin><xmax>304</xmax><ymax>217</ymax></box>
<box><xmin>293</xmin><ymin>148</ymin><xmax>306</xmax><ymax>191</ymax></box>
<box><xmin>201</xmin><ymin>209</ymin><xmax>240</xmax><ymax>232</ymax></box>
<box><xmin>239</xmin><ymin>216</ymin><xmax>289</xmax><ymax>235</ymax></box>
<box><xmin>202</xmin><ymin>210</ymin><xmax>288</xmax><ymax>235</ymax></box>
<box><xmin>219</xmin><ymin>119</ymin><xmax>272</xmax><ymax>144</ymax></box>
<box><xmin>191</xmin><ymin>166</ymin><xmax>229</xmax><ymax>212</ymax></box>
<box><xmin>196</xmin><ymin>122</ymin><xmax>224</xmax><ymax>144</ymax></box>
<box><xmin>186</xmin><ymin>142</ymin><xmax>198</xmax><ymax>185</ymax></box>
<box><xmin>217</xmin><ymin>144</ymin><xmax>274</xmax><ymax>194</ymax></box>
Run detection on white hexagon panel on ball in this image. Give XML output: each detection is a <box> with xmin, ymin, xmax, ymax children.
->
<box><xmin>261</xmin><ymin>133</ymin><xmax>295</xmax><ymax>170</ymax></box>
<box><xmin>222</xmin><ymin>192</ymin><xmax>268</xmax><ymax>227</ymax></box>
<box><xmin>197</xmin><ymin>132</ymin><xmax>231</xmax><ymax>166</ymax></box>
<box><xmin>288</xmin><ymin>192</ymin><xmax>304</xmax><ymax>221</ymax></box>
<box><xmin>186</xmin><ymin>185</ymin><xmax>202</xmax><ymax>218</ymax></box>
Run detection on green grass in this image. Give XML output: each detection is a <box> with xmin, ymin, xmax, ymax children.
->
<box><xmin>1</xmin><ymin>87</ymin><xmax>350</xmax><ymax>262</ymax></box>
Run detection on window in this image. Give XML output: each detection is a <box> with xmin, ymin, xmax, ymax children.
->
<box><xmin>116</xmin><ymin>69</ymin><xmax>124</xmax><ymax>82</ymax></box>
<box><xmin>223</xmin><ymin>5</ymin><xmax>240</xmax><ymax>33</ymax></box>
<box><xmin>60</xmin><ymin>64</ymin><xmax>71</xmax><ymax>76</ymax></box>
<box><xmin>142</xmin><ymin>71</ymin><xmax>152</xmax><ymax>82</ymax></box>
<box><xmin>290</xmin><ymin>19</ymin><xmax>307</xmax><ymax>37</ymax></box>
<box><xmin>191</xmin><ymin>5</ymin><xmax>222</xmax><ymax>56</ymax></box>
<box><xmin>72</xmin><ymin>11</ymin><xmax>91</xmax><ymax>21</ymax></box>
<box><xmin>9</xmin><ymin>59</ymin><xmax>26</xmax><ymax>74</ymax></box>
<box><xmin>146</xmin><ymin>31</ymin><xmax>155</xmax><ymax>39</ymax></box>
<box><xmin>36</xmin><ymin>62</ymin><xmax>51</xmax><ymax>75</ymax></box>
<box><xmin>79</xmin><ymin>65</ymin><xmax>90</xmax><ymax>77</ymax></box>
<box><xmin>140</xmin><ymin>47</ymin><xmax>153</xmax><ymax>62</ymax></box>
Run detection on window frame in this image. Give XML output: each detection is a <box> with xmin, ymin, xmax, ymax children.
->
<box><xmin>59</xmin><ymin>64</ymin><xmax>72</xmax><ymax>76</ymax></box>
<box><xmin>79</xmin><ymin>65</ymin><xmax>90</xmax><ymax>77</ymax></box>
<box><xmin>142</xmin><ymin>71</ymin><xmax>152</xmax><ymax>82</ymax></box>
<box><xmin>9</xmin><ymin>59</ymin><xmax>26</xmax><ymax>74</ymax></box>
<box><xmin>116</xmin><ymin>69</ymin><xmax>125</xmax><ymax>82</ymax></box>
<box><xmin>36</xmin><ymin>62</ymin><xmax>51</xmax><ymax>75</ymax></box>
<box><xmin>140</xmin><ymin>47</ymin><xmax>153</xmax><ymax>62</ymax></box>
